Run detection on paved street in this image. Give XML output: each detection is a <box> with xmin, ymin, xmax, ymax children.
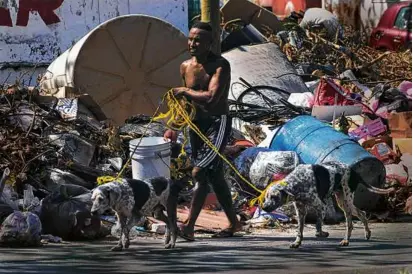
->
<box><xmin>0</xmin><ymin>222</ymin><xmax>411</xmax><ymax>274</ymax></box>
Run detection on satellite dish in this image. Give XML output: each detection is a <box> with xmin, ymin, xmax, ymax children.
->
<box><xmin>41</xmin><ymin>15</ymin><xmax>190</xmax><ymax>125</ymax></box>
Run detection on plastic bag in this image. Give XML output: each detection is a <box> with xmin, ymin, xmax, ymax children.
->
<box><xmin>0</xmin><ymin>211</ymin><xmax>42</xmax><ymax>247</ymax></box>
<box><xmin>398</xmin><ymin>81</ymin><xmax>412</xmax><ymax>99</ymax></box>
<box><xmin>313</xmin><ymin>78</ymin><xmax>355</xmax><ymax>106</ymax></box>
<box><xmin>249</xmin><ymin>151</ymin><xmax>300</xmax><ymax>188</ymax></box>
<box><xmin>287</xmin><ymin>92</ymin><xmax>314</xmax><ymax>108</ymax></box>
<box><xmin>385</xmin><ymin>164</ymin><xmax>409</xmax><ymax>185</ymax></box>
<box><xmin>233</xmin><ymin>148</ymin><xmax>300</xmax><ymax>189</ymax></box>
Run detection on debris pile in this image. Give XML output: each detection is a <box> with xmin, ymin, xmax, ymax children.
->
<box><xmin>219</xmin><ymin>15</ymin><xmax>412</xmax><ymax>222</ymax></box>
<box><xmin>270</xmin><ymin>26</ymin><xmax>412</xmax><ymax>85</ymax></box>
<box><xmin>0</xmin><ymin>1</ymin><xmax>411</xmax><ymax>244</ymax></box>
<box><xmin>0</xmin><ymin>85</ymin><xmax>171</xmax><ymax>244</ymax></box>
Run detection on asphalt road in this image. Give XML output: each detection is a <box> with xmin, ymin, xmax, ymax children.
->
<box><xmin>0</xmin><ymin>222</ymin><xmax>411</xmax><ymax>274</ymax></box>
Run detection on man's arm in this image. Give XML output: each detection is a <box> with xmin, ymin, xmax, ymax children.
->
<box><xmin>180</xmin><ymin>60</ymin><xmax>230</xmax><ymax>107</ymax></box>
<box><xmin>163</xmin><ymin>62</ymin><xmax>188</xmax><ymax>142</ymax></box>
<box><xmin>180</xmin><ymin>62</ymin><xmax>187</xmax><ymax>86</ymax></box>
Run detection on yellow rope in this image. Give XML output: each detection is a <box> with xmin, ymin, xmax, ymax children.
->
<box><xmin>249</xmin><ymin>179</ymin><xmax>288</xmax><ymax>207</ymax></box>
<box><xmin>153</xmin><ymin>90</ymin><xmax>264</xmax><ymax>197</ymax></box>
<box><xmin>97</xmin><ymin>89</ymin><xmax>286</xmax><ymax>209</ymax></box>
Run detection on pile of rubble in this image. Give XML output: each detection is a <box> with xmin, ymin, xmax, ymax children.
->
<box><xmin>0</xmin><ymin>85</ymin><xmax>173</xmax><ymax>245</ymax></box>
<box><xmin>224</xmin><ymin>21</ymin><xmax>412</xmax><ymax>224</ymax></box>
<box><xmin>0</xmin><ymin>2</ymin><xmax>411</xmax><ymax>244</ymax></box>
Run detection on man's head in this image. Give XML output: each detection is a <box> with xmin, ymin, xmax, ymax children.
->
<box><xmin>188</xmin><ymin>22</ymin><xmax>213</xmax><ymax>57</ymax></box>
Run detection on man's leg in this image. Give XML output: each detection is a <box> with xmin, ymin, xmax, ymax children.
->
<box><xmin>208</xmin><ymin>165</ymin><xmax>240</xmax><ymax>235</ymax></box>
<box><xmin>180</xmin><ymin>167</ymin><xmax>209</xmax><ymax>240</ymax></box>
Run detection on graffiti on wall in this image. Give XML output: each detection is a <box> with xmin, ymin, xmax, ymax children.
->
<box><xmin>0</xmin><ymin>0</ymin><xmax>188</xmax><ymax>65</ymax></box>
<box><xmin>0</xmin><ymin>0</ymin><xmax>64</xmax><ymax>26</ymax></box>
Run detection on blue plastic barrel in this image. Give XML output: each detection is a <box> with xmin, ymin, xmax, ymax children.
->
<box><xmin>270</xmin><ymin>115</ymin><xmax>386</xmax><ymax>212</ymax></box>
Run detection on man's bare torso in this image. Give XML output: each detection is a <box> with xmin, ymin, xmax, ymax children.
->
<box><xmin>181</xmin><ymin>54</ymin><xmax>230</xmax><ymax>119</ymax></box>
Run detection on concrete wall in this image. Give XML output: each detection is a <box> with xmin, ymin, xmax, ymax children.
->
<box><xmin>0</xmin><ymin>0</ymin><xmax>188</xmax><ymax>86</ymax></box>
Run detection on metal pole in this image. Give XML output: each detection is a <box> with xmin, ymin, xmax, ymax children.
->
<box><xmin>201</xmin><ymin>0</ymin><xmax>221</xmax><ymax>55</ymax></box>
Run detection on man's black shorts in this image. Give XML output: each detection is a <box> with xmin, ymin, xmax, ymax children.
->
<box><xmin>189</xmin><ymin>115</ymin><xmax>232</xmax><ymax>169</ymax></box>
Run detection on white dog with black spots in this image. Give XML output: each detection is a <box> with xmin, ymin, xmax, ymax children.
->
<box><xmin>91</xmin><ymin>177</ymin><xmax>180</xmax><ymax>250</ymax></box>
<box><xmin>263</xmin><ymin>161</ymin><xmax>394</xmax><ymax>248</ymax></box>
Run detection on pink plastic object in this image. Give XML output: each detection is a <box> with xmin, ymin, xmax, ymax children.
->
<box><xmin>350</xmin><ymin>118</ymin><xmax>387</xmax><ymax>139</ymax></box>
<box><xmin>398</xmin><ymin>81</ymin><xmax>412</xmax><ymax>99</ymax></box>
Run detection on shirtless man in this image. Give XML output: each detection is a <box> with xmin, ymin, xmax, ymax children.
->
<box><xmin>163</xmin><ymin>22</ymin><xmax>240</xmax><ymax>240</ymax></box>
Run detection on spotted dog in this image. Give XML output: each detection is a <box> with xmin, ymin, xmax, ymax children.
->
<box><xmin>262</xmin><ymin>161</ymin><xmax>394</xmax><ymax>248</ymax></box>
<box><xmin>91</xmin><ymin>177</ymin><xmax>179</xmax><ymax>250</ymax></box>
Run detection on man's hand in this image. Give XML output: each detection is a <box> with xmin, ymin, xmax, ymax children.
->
<box><xmin>172</xmin><ymin>87</ymin><xmax>188</xmax><ymax>98</ymax></box>
<box><xmin>164</xmin><ymin>129</ymin><xmax>178</xmax><ymax>143</ymax></box>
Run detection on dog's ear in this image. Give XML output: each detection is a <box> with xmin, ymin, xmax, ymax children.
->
<box><xmin>104</xmin><ymin>188</ymin><xmax>111</xmax><ymax>198</ymax></box>
<box><xmin>279</xmin><ymin>190</ymin><xmax>291</xmax><ymax>203</ymax></box>
<box><xmin>109</xmin><ymin>190</ymin><xmax>118</xmax><ymax>205</ymax></box>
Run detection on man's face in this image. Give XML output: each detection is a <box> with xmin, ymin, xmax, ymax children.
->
<box><xmin>188</xmin><ymin>28</ymin><xmax>212</xmax><ymax>57</ymax></box>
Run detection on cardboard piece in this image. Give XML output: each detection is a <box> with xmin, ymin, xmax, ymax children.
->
<box><xmin>393</xmin><ymin>138</ymin><xmax>412</xmax><ymax>154</ymax></box>
<box><xmin>177</xmin><ymin>208</ymin><xmax>230</xmax><ymax>232</ymax></box>
<box><xmin>362</xmin><ymin>135</ymin><xmax>393</xmax><ymax>149</ymax></box>
<box><xmin>311</xmin><ymin>105</ymin><xmax>363</xmax><ymax>122</ymax></box>
<box><xmin>388</xmin><ymin>111</ymin><xmax>412</xmax><ymax>138</ymax></box>
<box><xmin>221</xmin><ymin>0</ymin><xmax>283</xmax><ymax>35</ymax></box>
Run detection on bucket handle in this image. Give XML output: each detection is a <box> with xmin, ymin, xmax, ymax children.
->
<box><xmin>131</xmin><ymin>151</ymin><xmax>171</xmax><ymax>160</ymax></box>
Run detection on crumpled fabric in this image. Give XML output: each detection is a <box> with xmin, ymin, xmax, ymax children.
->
<box><xmin>0</xmin><ymin>211</ymin><xmax>42</xmax><ymax>247</ymax></box>
<box><xmin>369</xmin><ymin>84</ymin><xmax>412</xmax><ymax>118</ymax></box>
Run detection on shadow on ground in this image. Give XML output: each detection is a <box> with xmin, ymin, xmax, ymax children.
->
<box><xmin>0</xmin><ymin>232</ymin><xmax>411</xmax><ymax>274</ymax></box>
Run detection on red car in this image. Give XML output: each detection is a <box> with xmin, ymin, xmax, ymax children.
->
<box><xmin>369</xmin><ymin>1</ymin><xmax>412</xmax><ymax>51</ymax></box>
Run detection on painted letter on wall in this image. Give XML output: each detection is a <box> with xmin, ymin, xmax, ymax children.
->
<box><xmin>0</xmin><ymin>0</ymin><xmax>64</xmax><ymax>26</ymax></box>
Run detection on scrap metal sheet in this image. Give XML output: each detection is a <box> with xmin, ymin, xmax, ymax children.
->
<box><xmin>223</xmin><ymin>43</ymin><xmax>309</xmax><ymax>105</ymax></box>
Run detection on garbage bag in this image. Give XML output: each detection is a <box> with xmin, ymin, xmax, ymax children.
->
<box><xmin>233</xmin><ymin>147</ymin><xmax>300</xmax><ymax>189</ymax></box>
<box><xmin>249</xmin><ymin>150</ymin><xmax>300</xmax><ymax>188</ymax></box>
<box><xmin>0</xmin><ymin>211</ymin><xmax>42</xmax><ymax>247</ymax></box>
<box><xmin>40</xmin><ymin>184</ymin><xmax>103</xmax><ymax>240</ymax></box>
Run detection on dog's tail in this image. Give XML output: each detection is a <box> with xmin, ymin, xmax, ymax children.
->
<box><xmin>362</xmin><ymin>182</ymin><xmax>395</xmax><ymax>195</ymax></box>
<box><xmin>349</xmin><ymin>168</ymin><xmax>395</xmax><ymax>195</ymax></box>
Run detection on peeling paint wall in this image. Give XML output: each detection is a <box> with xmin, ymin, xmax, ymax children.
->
<box><xmin>0</xmin><ymin>0</ymin><xmax>188</xmax><ymax>86</ymax></box>
<box><xmin>324</xmin><ymin>0</ymin><xmax>395</xmax><ymax>36</ymax></box>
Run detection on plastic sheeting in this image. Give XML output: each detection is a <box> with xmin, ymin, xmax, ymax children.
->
<box><xmin>223</xmin><ymin>43</ymin><xmax>308</xmax><ymax>105</ymax></box>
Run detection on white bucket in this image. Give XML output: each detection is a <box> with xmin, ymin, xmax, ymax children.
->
<box><xmin>129</xmin><ymin>137</ymin><xmax>171</xmax><ymax>181</ymax></box>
